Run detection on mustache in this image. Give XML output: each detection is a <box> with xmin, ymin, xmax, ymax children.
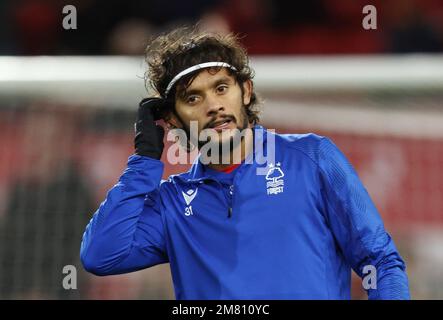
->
<box><xmin>204</xmin><ymin>115</ymin><xmax>236</xmax><ymax>130</ymax></box>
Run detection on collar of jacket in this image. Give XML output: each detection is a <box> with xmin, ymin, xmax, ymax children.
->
<box><xmin>174</xmin><ymin>124</ymin><xmax>269</xmax><ymax>184</ymax></box>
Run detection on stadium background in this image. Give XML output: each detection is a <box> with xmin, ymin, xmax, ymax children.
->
<box><xmin>0</xmin><ymin>0</ymin><xmax>443</xmax><ymax>299</ymax></box>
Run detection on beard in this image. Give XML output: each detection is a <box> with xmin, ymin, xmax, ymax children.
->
<box><xmin>198</xmin><ymin>105</ymin><xmax>250</xmax><ymax>157</ymax></box>
<box><xmin>176</xmin><ymin>104</ymin><xmax>250</xmax><ymax>156</ymax></box>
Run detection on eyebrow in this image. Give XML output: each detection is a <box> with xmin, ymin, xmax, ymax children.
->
<box><xmin>179</xmin><ymin>76</ymin><xmax>234</xmax><ymax>99</ymax></box>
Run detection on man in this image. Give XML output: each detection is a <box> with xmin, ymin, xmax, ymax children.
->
<box><xmin>80</xmin><ymin>26</ymin><xmax>410</xmax><ymax>299</ymax></box>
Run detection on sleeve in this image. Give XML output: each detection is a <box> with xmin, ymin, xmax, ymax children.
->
<box><xmin>317</xmin><ymin>137</ymin><xmax>410</xmax><ymax>300</ymax></box>
<box><xmin>80</xmin><ymin>154</ymin><xmax>168</xmax><ymax>276</ymax></box>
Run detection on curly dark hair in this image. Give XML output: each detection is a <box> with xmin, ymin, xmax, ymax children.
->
<box><xmin>144</xmin><ymin>25</ymin><xmax>261</xmax><ymax>124</ymax></box>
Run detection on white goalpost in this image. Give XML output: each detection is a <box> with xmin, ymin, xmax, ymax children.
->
<box><xmin>2</xmin><ymin>54</ymin><xmax>443</xmax><ymax>137</ymax></box>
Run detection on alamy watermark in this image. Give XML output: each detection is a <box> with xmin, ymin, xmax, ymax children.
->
<box><xmin>164</xmin><ymin>122</ymin><xmax>275</xmax><ymax>175</ymax></box>
<box><xmin>62</xmin><ymin>265</ymin><xmax>77</xmax><ymax>290</ymax></box>
<box><xmin>362</xmin><ymin>5</ymin><xmax>377</xmax><ymax>30</ymax></box>
<box><xmin>362</xmin><ymin>265</ymin><xmax>377</xmax><ymax>290</ymax></box>
<box><xmin>61</xmin><ymin>5</ymin><xmax>378</xmax><ymax>36</ymax></box>
<box><xmin>62</xmin><ymin>5</ymin><xmax>77</xmax><ymax>30</ymax></box>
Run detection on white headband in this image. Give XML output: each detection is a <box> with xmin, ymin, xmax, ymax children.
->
<box><xmin>164</xmin><ymin>62</ymin><xmax>237</xmax><ymax>97</ymax></box>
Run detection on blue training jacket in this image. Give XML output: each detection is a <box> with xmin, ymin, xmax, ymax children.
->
<box><xmin>80</xmin><ymin>125</ymin><xmax>410</xmax><ymax>299</ymax></box>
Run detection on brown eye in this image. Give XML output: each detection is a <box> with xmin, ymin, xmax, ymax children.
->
<box><xmin>186</xmin><ymin>95</ymin><xmax>199</xmax><ymax>105</ymax></box>
<box><xmin>216</xmin><ymin>85</ymin><xmax>228</xmax><ymax>94</ymax></box>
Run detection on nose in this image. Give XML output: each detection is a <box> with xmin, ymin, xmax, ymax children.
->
<box><xmin>205</xmin><ymin>93</ymin><xmax>224</xmax><ymax>117</ymax></box>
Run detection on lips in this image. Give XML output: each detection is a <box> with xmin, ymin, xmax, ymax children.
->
<box><xmin>207</xmin><ymin>118</ymin><xmax>234</xmax><ymax>130</ymax></box>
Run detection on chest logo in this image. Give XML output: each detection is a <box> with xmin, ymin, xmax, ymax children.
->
<box><xmin>182</xmin><ymin>188</ymin><xmax>198</xmax><ymax>216</ymax></box>
<box><xmin>182</xmin><ymin>188</ymin><xmax>198</xmax><ymax>206</ymax></box>
<box><xmin>266</xmin><ymin>162</ymin><xmax>285</xmax><ymax>195</ymax></box>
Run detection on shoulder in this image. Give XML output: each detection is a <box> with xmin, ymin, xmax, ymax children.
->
<box><xmin>277</xmin><ymin>132</ymin><xmax>325</xmax><ymax>146</ymax></box>
<box><xmin>274</xmin><ymin>132</ymin><xmax>354</xmax><ymax>182</ymax></box>
<box><xmin>274</xmin><ymin>131</ymin><xmax>336</xmax><ymax>165</ymax></box>
<box><xmin>159</xmin><ymin>174</ymin><xmax>183</xmax><ymax>189</ymax></box>
<box><xmin>158</xmin><ymin>170</ymin><xmax>193</xmax><ymax>193</ymax></box>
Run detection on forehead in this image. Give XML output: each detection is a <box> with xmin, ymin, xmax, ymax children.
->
<box><xmin>182</xmin><ymin>67</ymin><xmax>235</xmax><ymax>90</ymax></box>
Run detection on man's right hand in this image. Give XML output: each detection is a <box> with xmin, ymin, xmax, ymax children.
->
<box><xmin>134</xmin><ymin>98</ymin><xmax>168</xmax><ymax>159</ymax></box>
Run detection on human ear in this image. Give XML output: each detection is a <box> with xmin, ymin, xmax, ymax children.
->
<box><xmin>242</xmin><ymin>80</ymin><xmax>252</xmax><ymax>105</ymax></box>
<box><xmin>165</xmin><ymin>111</ymin><xmax>183</xmax><ymax>130</ymax></box>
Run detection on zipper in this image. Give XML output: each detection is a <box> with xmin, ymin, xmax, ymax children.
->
<box><xmin>227</xmin><ymin>184</ymin><xmax>234</xmax><ymax>218</ymax></box>
<box><xmin>203</xmin><ymin>178</ymin><xmax>234</xmax><ymax>219</ymax></box>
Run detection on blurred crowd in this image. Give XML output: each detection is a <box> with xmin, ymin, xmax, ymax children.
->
<box><xmin>1</xmin><ymin>0</ymin><xmax>443</xmax><ymax>55</ymax></box>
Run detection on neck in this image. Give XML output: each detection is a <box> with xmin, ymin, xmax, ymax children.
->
<box><xmin>206</xmin><ymin>124</ymin><xmax>254</xmax><ymax>171</ymax></box>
